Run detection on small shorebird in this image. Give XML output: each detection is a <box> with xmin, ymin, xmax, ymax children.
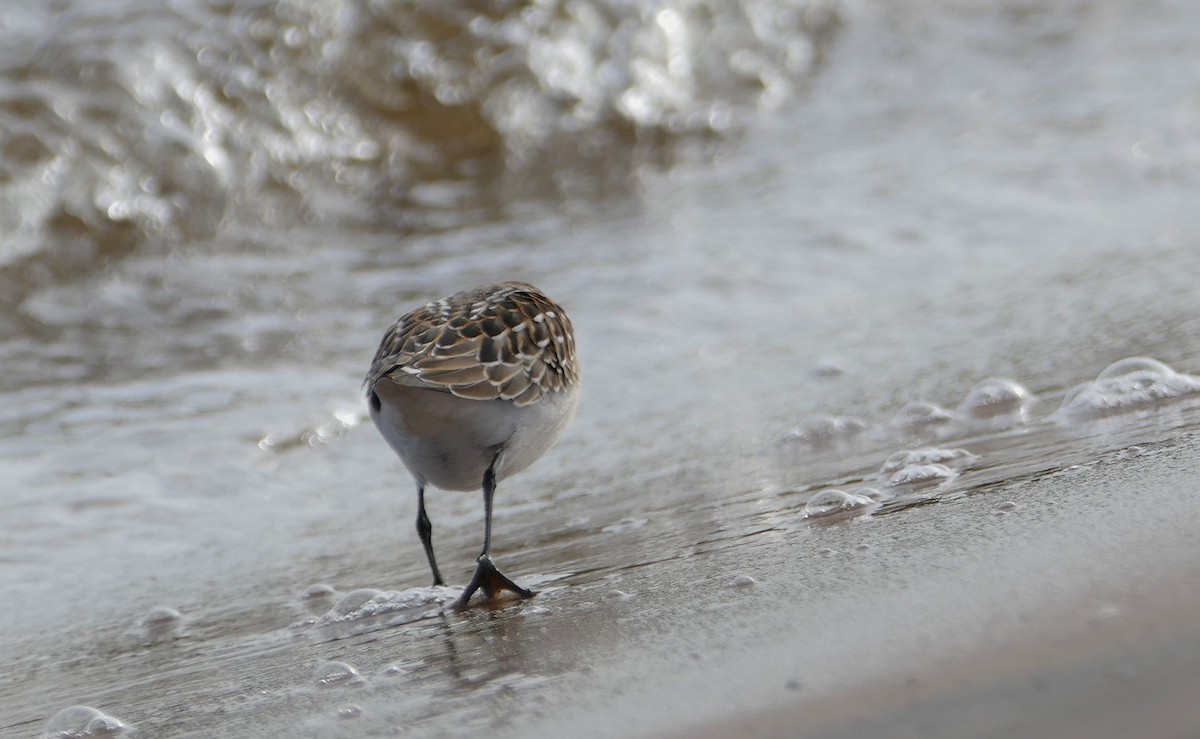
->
<box><xmin>365</xmin><ymin>282</ymin><xmax>579</xmax><ymax>609</ymax></box>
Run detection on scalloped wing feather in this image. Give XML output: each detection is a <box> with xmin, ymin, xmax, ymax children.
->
<box><xmin>366</xmin><ymin>282</ymin><xmax>578</xmax><ymax>407</ymax></box>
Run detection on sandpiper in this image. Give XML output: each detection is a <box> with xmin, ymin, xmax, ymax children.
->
<box><xmin>365</xmin><ymin>282</ymin><xmax>580</xmax><ymax>609</ymax></box>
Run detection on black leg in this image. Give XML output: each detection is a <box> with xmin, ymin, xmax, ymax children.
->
<box><xmin>480</xmin><ymin>461</ymin><xmax>496</xmax><ymax>557</ymax></box>
<box><xmin>455</xmin><ymin>457</ymin><xmax>535</xmax><ymax>609</ymax></box>
<box><xmin>416</xmin><ymin>483</ymin><xmax>445</xmax><ymax>587</ymax></box>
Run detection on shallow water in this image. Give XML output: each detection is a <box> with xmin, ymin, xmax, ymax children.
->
<box><xmin>4</xmin><ymin>0</ymin><xmax>1200</xmax><ymax>736</ymax></box>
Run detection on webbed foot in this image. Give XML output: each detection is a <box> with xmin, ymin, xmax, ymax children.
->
<box><xmin>455</xmin><ymin>554</ymin><xmax>535</xmax><ymax>609</ymax></box>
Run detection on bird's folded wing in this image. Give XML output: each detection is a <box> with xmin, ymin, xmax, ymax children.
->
<box><xmin>365</xmin><ymin>285</ymin><xmax>576</xmax><ymax>407</ymax></box>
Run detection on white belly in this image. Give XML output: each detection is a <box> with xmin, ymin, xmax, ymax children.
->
<box><xmin>369</xmin><ymin>380</ymin><xmax>579</xmax><ymax>491</ymax></box>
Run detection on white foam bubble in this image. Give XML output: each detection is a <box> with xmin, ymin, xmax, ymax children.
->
<box><xmin>601</xmin><ymin>517</ymin><xmax>647</xmax><ymax>534</ymax></box>
<box><xmin>727</xmin><ymin>574</ymin><xmax>758</xmax><ymax>588</ymax></box>
<box><xmin>313</xmin><ymin>661</ymin><xmax>366</xmax><ymax>688</ymax></box>
<box><xmin>123</xmin><ymin>606</ymin><xmax>184</xmax><ymax>645</ymax></box>
<box><xmin>298</xmin><ymin>584</ymin><xmax>339</xmax><ymax>614</ymax></box>
<box><xmin>889</xmin><ymin>401</ymin><xmax>955</xmax><ymax>429</ymax></box>
<box><xmin>811</xmin><ymin>358</ymin><xmax>846</xmax><ymax>378</ymax></box>
<box><xmin>773</xmin><ymin>415</ymin><xmax>868</xmax><ymax>447</ymax></box>
<box><xmin>42</xmin><ymin>706</ymin><xmax>128</xmax><ymax>738</ymax></box>
<box><xmin>301</xmin><ymin>583</ymin><xmax>338</xmax><ymax>600</ymax></box>
<box><xmin>803</xmin><ymin>489</ymin><xmax>878</xmax><ymax>520</ymax></box>
<box><xmin>1059</xmin><ymin>357</ymin><xmax>1200</xmax><ymax>418</ymax></box>
<box><xmin>880</xmin><ymin>447</ymin><xmax>976</xmax><ymax>474</ymax></box>
<box><xmin>1097</xmin><ymin>357</ymin><xmax>1174</xmax><ymax>380</ymax></box>
<box><xmin>957</xmin><ymin>377</ymin><xmax>1034</xmax><ymax>419</ymax></box>
<box><xmin>336</xmin><ymin>704</ymin><xmax>363</xmax><ymax>719</ymax></box>
<box><xmin>884</xmin><ymin>463</ymin><xmax>956</xmax><ymax>490</ymax></box>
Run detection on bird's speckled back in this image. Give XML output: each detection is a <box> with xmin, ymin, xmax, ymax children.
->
<box><xmin>366</xmin><ymin>282</ymin><xmax>578</xmax><ymax>407</ymax></box>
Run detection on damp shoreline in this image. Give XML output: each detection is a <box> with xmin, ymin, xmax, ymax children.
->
<box><xmin>11</xmin><ymin>398</ymin><xmax>1200</xmax><ymax>738</ymax></box>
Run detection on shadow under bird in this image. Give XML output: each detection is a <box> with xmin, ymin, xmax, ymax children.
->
<box><xmin>365</xmin><ymin>282</ymin><xmax>580</xmax><ymax>609</ymax></box>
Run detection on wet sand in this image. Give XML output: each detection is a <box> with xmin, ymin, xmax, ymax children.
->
<box><xmin>7</xmin><ymin>394</ymin><xmax>1200</xmax><ymax>738</ymax></box>
<box><xmin>643</xmin><ymin>434</ymin><xmax>1200</xmax><ymax>739</ymax></box>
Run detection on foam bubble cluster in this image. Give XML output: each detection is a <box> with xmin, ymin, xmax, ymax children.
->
<box><xmin>41</xmin><ymin>706</ymin><xmax>128</xmax><ymax>738</ymax></box>
<box><xmin>1059</xmin><ymin>357</ymin><xmax>1200</xmax><ymax>419</ymax></box>
<box><xmin>308</xmin><ymin>586</ymin><xmax>458</xmax><ymax>634</ymax></box>
<box><xmin>880</xmin><ymin>447</ymin><xmax>976</xmax><ymax>474</ymax></box>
